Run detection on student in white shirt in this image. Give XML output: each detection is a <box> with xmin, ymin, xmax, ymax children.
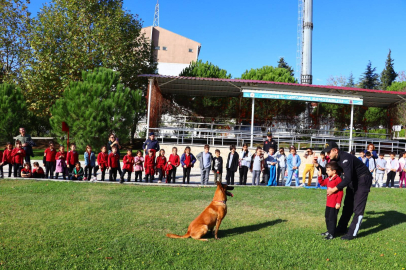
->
<box><xmin>239</xmin><ymin>143</ymin><xmax>251</xmax><ymax>185</ymax></box>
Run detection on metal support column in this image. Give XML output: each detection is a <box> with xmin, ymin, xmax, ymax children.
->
<box><xmin>250</xmin><ymin>98</ymin><xmax>255</xmax><ymax>148</ymax></box>
<box><xmin>349</xmin><ymin>103</ymin><xmax>354</xmax><ymax>152</ymax></box>
<box><xmin>146</xmin><ymin>78</ymin><xmax>153</xmax><ymax>139</ymax></box>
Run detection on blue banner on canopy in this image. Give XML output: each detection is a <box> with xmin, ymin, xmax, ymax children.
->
<box><xmin>242</xmin><ymin>91</ymin><xmax>363</xmax><ymax>105</ymax></box>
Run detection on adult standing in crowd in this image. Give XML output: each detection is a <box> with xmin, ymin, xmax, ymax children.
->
<box><xmin>107</xmin><ymin>134</ymin><xmax>122</xmax><ymax>176</ymax></box>
<box><xmin>262</xmin><ymin>132</ymin><xmax>278</xmax><ymax>183</ymax></box>
<box><xmin>323</xmin><ymin>141</ymin><xmax>372</xmax><ymax>240</ymax></box>
<box><xmin>363</xmin><ymin>144</ymin><xmax>378</xmax><ymax>159</ymax></box>
<box><xmin>15</xmin><ymin>127</ymin><xmax>34</xmax><ymax>163</ymax></box>
<box><xmin>143</xmin><ymin>132</ymin><xmax>160</xmax><ymax>153</ymax></box>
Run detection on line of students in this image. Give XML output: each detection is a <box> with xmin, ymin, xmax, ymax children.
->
<box><xmin>357</xmin><ymin>150</ymin><xmax>406</xmax><ymax>188</ymax></box>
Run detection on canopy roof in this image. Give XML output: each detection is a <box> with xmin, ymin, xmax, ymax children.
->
<box><xmin>138</xmin><ymin>74</ymin><xmax>406</xmax><ymax>107</ymax></box>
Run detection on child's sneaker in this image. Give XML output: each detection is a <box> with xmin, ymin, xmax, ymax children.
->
<box><xmin>158</xmin><ymin>180</ymin><xmax>162</xmax><ymax>183</ymax></box>
<box><xmin>83</xmin><ymin>177</ymin><xmax>87</xmax><ymax>181</ymax></box>
<box><xmin>320</xmin><ymin>231</ymin><xmax>329</xmax><ymax>236</ymax></box>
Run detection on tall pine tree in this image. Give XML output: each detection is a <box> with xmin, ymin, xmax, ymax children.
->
<box><xmin>380</xmin><ymin>49</ymin><xmax>397</xmax><ymax>90</ymax></box>
<box><xmin>359</xmin><ymin>61</ymin><xmax>380</xmax><ymax>89</ymax></box>
<box><xmin>277</xmin><ymin>57</ymin><xmax>294</xmax><ymax>77</ymax></box>
<box><xmin>346</xmin><ymin>72</ymin><xmax>355</xmax><ymax>87</ymax></box>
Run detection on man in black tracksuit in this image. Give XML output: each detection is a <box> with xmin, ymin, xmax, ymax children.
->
<box><xmin>322</xmin><ymin>141</ymin><xmax>372</xmax><ymax>240</ymax></box>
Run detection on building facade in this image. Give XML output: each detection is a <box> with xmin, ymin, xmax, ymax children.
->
<box><xmin>141</xmin><ymin>26</ymin><xmax>201</xmax><ymax>76</ymax></box>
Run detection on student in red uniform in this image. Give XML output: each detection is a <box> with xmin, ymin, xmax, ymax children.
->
<box><xmin>94</xmin><ymin>146</ymin><xmax>108</xmax><ymax>181</ymax></box>
<box><xmin>12</xmin><ymin>141</ymin><xmax>26</xmax><ymax>177</ymax></box>
<box><xmin>108</xmin><ymin>146</ymin><xmax>120</xmax><ymax>181</ymax></box>
<box><xmin>43</xmin><ymin>142</ymin><xmax>56</xmax><ymax>179</ymax></box>
<box><xmin>120</xmin><ymin>149</ymin><xmax>134</xmax><ymax>183</ymax></box>
<box><xmin>21</xmin><ymin>163</ymin><xmax>32</xmax><ymax>178</ymax></box>
<box><xmin>180</xmin><ymin>146</ymin><xmax>196</xmax><ymax>184</ymax></box>
<box><xmin>144</xmin><ymin>149</ymin><xmax>156</xmax><ymax>183</ymax></box>
<box><xmin>1</xmin><ymin>142</ymin><xmax>13</xmax><ymax>177</ymax></box>
<box><xmin>317</xmin><ymin>161</ymin><xmax>344</xmax><ymax>240</ymax></box>
<box><xmin>166</xmin><ymin>147</ymin><xmax>180</xmax><ymax>183</ymax></box>
<box><xmin>156</xmin><ymin>149</ymin><xmax>167</xmax><ymax>183</ymax></box>
<box><xmin>66</xmin><ymin>143</ymin><xmax>79</xmax><ymax>180</ymax></box>
<box><xmin>55</xmin><ymin>145</ymin><xmax>67</xmax><ymax>180</ymax></box>
<box><xmin>32</xmin><ymin>162</ymin><xmax>45</xmax><ymax>178</ymax></box>
<box><xmin>0</xmin><ymin>149</ymin><xmax>3</xmax><ymax>178</ymax></box>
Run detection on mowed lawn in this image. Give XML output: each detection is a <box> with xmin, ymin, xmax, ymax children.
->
<box><xmin>1</xmin><ymin>181</ymin><xmax>406</xmax><ymax>269</ymax></box>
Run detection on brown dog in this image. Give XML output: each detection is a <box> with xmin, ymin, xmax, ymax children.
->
<box><xmin>166</xmin><ymin>182</ymin><xmax>234</xmax><ymax>241</ymax></box>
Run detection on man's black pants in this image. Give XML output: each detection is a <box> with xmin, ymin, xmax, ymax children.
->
<box><xmin>337</xmin><ymin>174</ymin><xmax>372</xmax><ymax>237</ymax></box>
<box><xmin>325</xmin><ymin>206</ymin><xmax>339</xmax><ymax>237</ymax></box>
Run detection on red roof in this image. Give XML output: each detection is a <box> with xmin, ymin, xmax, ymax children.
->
<box><xmin>138</xmin><ymin>74</ymin><xmax>406</xmax><ymax>107</ymax></box>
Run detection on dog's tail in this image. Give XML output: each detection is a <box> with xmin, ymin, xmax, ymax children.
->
<box><xmin>166</xmin><ymin>231</ymin><xmax>190</xmax><ymax>239</ymax></box>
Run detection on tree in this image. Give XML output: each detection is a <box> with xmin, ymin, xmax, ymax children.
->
<box><xmin>0</xmin><ymin>83</ymin><xmax>28</xmax><ymax>142</ymax></box>
<box><xmin>359</xmin><ymin>61</ymin><xmax>380</xmax><ymax>90</ymax></box>
<box><xmin>239</xmin><ymin>66</ymin><xmax>304</xmax><ymax>126</ymax></box>
<box><xmin>277</xmin><ymin>57</ymin><xmax>294</xmax><ymax>77</ymax></box>
<box><xmin>24</xmin><ymin>0</ymin><xmax>155</xmax><ymax>118</ymax></box>
<box><xmin>326</xmin><ymin>75</ymin><xmax>347</xmax><ymax>87</ymax></box>
<box><xmin>380</xmin><ymin>50</ymin><xmax>397</xmax><ymax>90</ymax></box>
<box><xmin>49</xmin><ymin>68</ymin><xmax>143</xmax><ymax>150</ymax></box>
<box><xmin>346</xmin><ymin>72</ymin><xmax>355</xmax><ymax>87</ymax></box>
<box><xmin>388</xmin><ymin>81</ymin><xmax>406</xmax><ymax>126</ymax></box>
<box><xmin>397</xmin><ymin>71</ymin><xmax>406</xmax><ymax>82</ymax></box>
<box><xmin>172</xmin><ymin>60</ymin><xmax>232</xmax><ymax>117</ymax></box>
<box><xmin>0</xmin><ymin>0</ymin><xmax>31</xmax><ymax>83</ymax></box>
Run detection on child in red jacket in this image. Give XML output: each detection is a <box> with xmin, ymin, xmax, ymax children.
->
<box><xmin>166</xmin><ymin>147</ymin><xmax>180</xmax><ymax>183</ymax></box>
<box><xmin>43</xmin><ymin>141</ymin><xmax>56</xmax><ymax>179</ymax></box>
<box><xmin>144</xmin><ymin>149</ymin><xmax>156</xmax><ymax>183</ymax></box>
<box><xmin>318</xmin><ymin>161</ymin><xmax>344</xmax><ymax>240</ymax></box>
<box><xmin>95</xmin><ymin>146</ymin><xmax>109</xmax><ymax>181</ymax></box>
<box><xmin>0</xmin><ymin>149</ymin><xmax>3</xmax><ymax>178</ymax></box>
<box><xmin>32</xmin><ymin>162</ymin><xmax>45</xmax><ymax>178</ymax></box>
<box><xmin>1</xmin><ymin>143</ymin><xmax>13</xmax><ymax>177</ymax></box>
<box><xmin>108</xmin><ymin>146</ymin><xmax>120</xmax><ymax>181</ymax></box>
<box><xmin>66</xmin><ymin>144</ymin><xmax>79</xmax><ymax>180</ymax></box>
<box><xmin>156</xmin><ymin>149</ymin><xmax>167</xmax><ymax>183</ymax></box>
<box><xmin>120</xmin><ymin>149</ymin><xmax>134</xmax><ymax>183</ymax></box>
<box><xmin>11</xmin><ymin>141</ymin><xmax>26</xmax><ymax>177</ymax></box>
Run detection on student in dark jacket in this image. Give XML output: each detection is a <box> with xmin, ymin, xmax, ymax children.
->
<box><xmin>225</xmin><ymin>145</ymin><xmax>239</xmax><ymax>185</ymax></box>
<box><xmin>212</xmin><ymin>149</ymin><xmax>223</xmax><ymax>183</ymax></box>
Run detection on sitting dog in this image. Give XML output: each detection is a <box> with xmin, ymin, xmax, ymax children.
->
<box><xmin>166</xmin><ymin>182</ymin><xmax>234</xmax><ymax>241</ymax></box>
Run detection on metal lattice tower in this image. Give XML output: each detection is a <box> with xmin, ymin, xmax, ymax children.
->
<box><xmin>295</xmin><ymin>0</ymin><xmax>304</xmax><ymax>83</ymax></box>
<box><xmin>153</xmin><ymin>0</ymin><xmax>159</xmax><ymax>27</ymax></box>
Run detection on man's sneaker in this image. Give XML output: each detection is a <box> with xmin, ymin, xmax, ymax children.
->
<box><xmin>341</xmin><ymin>234</ymin><xmax>355</xmax><ymax>241</ymax></box>
<box><xmin>320</xmin><ymin>231</ymin><xmax>329</xmax><ymax>236</ymax></box>
<box><xmin>324</xmin><ymin>233</ymin><xmax>334</xmax><ymax>240</ymax></box>
<box><xmin>299</xmin><ymin>183</ymin><xmax>305</xmax><ymax>187</ymax></box>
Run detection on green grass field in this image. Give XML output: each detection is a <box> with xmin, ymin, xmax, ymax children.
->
<box><xmin>1</xmin><ymin>180</ymin><xmax>406</xmax><ymax>269</ymax></box>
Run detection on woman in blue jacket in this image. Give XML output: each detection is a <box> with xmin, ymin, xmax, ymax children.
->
<box><xmin>84</xmin><ymin>145</ymin><xmax>96</xmax><ymax>180</ymax></box>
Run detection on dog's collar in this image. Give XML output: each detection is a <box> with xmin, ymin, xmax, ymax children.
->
<box><xmin>214</xmin><ymin>200</ymin><xmax>226</xmax><ymax>204</ymax></box>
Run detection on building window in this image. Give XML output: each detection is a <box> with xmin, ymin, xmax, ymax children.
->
<box><xmin>155</xmin><ymin>46</ymin><xmax>160</xmax><ymax>50</ymax></box>
<box><xmin>163</xmin><ymin>46</ymin><xmax>167</xmax><ymax>51</ymax></box>
<box><xmin>189</xmin><ymin>48</ymin><xmax>193</xmax><ymax>53</ymax></box>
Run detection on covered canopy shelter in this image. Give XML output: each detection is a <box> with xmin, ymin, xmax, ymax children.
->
<box><xmin>139</xmin><ymin>74</ymin><xmax>406</xmax><ymax>150</ymax></box>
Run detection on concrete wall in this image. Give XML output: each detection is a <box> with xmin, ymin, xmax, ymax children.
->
<box><xmin>157</xmin><ymin>62</ymin><xmax>190</xmax><ymax>76</ymax></box>
<box><xmin>142</xmin><ymin>26</ymin><xmax>201</xmax><ymax>67</ymax></box>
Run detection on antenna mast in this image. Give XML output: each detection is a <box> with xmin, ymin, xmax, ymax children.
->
<box><xmin>296</xmin><ymin>0</ymin><xmax>304</xmax><ymax>83</ymax></box>
<box><xmin>153</xmin><ymin>0</ymin><xmax>159</xmax><ymax>27</ymax></box>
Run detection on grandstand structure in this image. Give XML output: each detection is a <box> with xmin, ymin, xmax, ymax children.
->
<box><xmin>139</xmin><ymin>74</ymin><xmax>406</xmax><ymax>154</ymax></box>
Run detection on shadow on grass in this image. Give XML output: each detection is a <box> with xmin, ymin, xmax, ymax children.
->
<box><xmin>220</xmin><ymin>219</ymin><xmax>287</xmax><ymax>238</ymax></box>
<box><xmin>358</xmin><ymin>211</ymin><xmax>406</xmax><ymax>238</ymax></box>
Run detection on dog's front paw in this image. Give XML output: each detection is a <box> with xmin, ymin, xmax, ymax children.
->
<box><xmin>215</xmin><ymin>237</ymin><xmax>220</xmax><ymax>240</ymax></box>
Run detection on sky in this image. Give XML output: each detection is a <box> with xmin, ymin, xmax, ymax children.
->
<box><xmin>27</xmin><ymin>0</ymin><xmax>406</xmax><ymax>85</ymax></box>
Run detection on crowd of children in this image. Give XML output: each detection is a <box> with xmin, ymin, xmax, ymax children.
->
<box><xmin>1</xmin><ymin>141</ymin><xmax>405</xmax><ymax>188</ymax></box>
